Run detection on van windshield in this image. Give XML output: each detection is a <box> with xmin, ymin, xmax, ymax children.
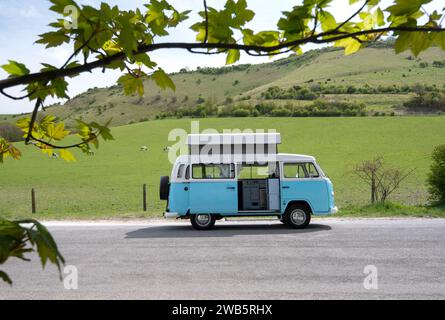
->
<box><xmin>284</xmin><ymin>162</ymin><xmax>319</xmax><ymax>178</ymax></box>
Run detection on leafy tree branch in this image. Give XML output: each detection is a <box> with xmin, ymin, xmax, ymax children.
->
<box><xmin>0</xmin><ymin>0</ymin><xmax>444</xmax><ymax>162</ymax></box>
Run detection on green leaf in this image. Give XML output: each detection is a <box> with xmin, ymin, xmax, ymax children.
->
<box><xmin>386</xmin><ymin>0</ymin><xmax>431</xmax><ymax>17</ymax></box>
<box><xmin>51</xmin><ymin>78</ymin><xmax>69</xmax><ymax>99</ymax></box>
<box><xmin>375</xmin><ymin>8</ymin><xmax>385</xmax><ymax>26</ymax></box>
<box><xmin>60</xmin><ymin>149</ymin><xmax>76</xmax><ymax>162</ymax></box>
<box><xmin>0</xmin><ymin>271</ymin><xmax>12</xmax><ymax>285</ymax></box>
<box><xmin>335</xmin><ymin>38</ymin><xmax>362</xmax><ymax>55</ymax></box>
<box><xmin>47</xmin><ymin>122</ymin><xmax>70</xmax><ymax>141</ymax></box>
<box><xmin>394</xmin><ymin>32</ymin><xmax>411</xmax><ymax>53</ymax></box>
<box><xmin>36</xmin><ymin>31</ymin><xmax>70</xmax><ymax>48</ymax></box>
<box><xmin>116</xmin><ymin>14</ymin><xmax>138</xmax><ymax>56</ymax></box>
<box><xmin>151</xmin><ymin>68</ymin><xmax>175</xmax><ymax>91</ymax></box>
<box><xmin>49</xmin><ymin>0</ymin><xmax>76</xmax><ymax>14</ymax></box>
<box><xmin>411</xmin><ymin>31</ymin><xmax>433</xmax><ymax>56</ymax></box>
<box><xmin>21</xmin><ymin>220</ymin><xmax>65</xmax><ymax>275</ymax></box>
<box><xmin>226</xmin><ymin>49</ymin><xmax>240</xmax><ymax>65</ymax></box>
<box><xmin>435</xmin><ymin>32</ymin><xmax>445</xmax><ymax>51</ymax></box>
<box><xmin>134</xmin><ymin>53</ymin><xmax>157</xmax><ymax>69</ymax></box>
<box><xmin>0</xmin><ymin>138</ymin><xmax>22</xmax><ymax>162</ymax></box>
<box><xmin>319</xmin><ymin>11</ymin><xmax>337</xmax><ymax>32</ymax></box>
<box><xmin>117</xmin><ymin>74</ymin><xmax>145</xmax><ymax>96</ymax></box>
<box><xmin>1</xmin><ymin>60</ymin><xmax>30</xmax><ymax>76</ymax></box>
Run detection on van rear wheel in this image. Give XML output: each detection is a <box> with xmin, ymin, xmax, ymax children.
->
<box><xmin>190</xmin><ymin>214</ymin><xmax>216</xmax><ymax>230</ymax></box>
<box><xmin>284</xmin><ymin>204</ymin><xmax>311</xmax><ymax>229</ymax></box>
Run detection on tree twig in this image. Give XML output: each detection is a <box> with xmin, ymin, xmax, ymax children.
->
<box><xmin>203</xmin><ymin>0</ymin><xmax>209</xmax><ymax>44</ymax></box>
<box><xmin>1</xmin><ymin>26</ymin><xmax>444</xmax><ymax>91</ymax></box>
<box><xmin>334</xmin><ymin>0</ymin><xmax>370</xmax><ymax>32</ymax></box>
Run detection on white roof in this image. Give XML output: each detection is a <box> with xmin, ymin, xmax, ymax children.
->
<box><xmin>276</xmin><ymin>153</ymin><xmax>315</xmax><ymax>162</ymax></box>
<box><xmin>174</xmin><ymin>153</ymin><xmax>315</xmax><ymax>164</ymax></box>
<box><xmin>187</xmin><ymin>133</ymin><xmax>281</xmax><ymax>145</ymax></box>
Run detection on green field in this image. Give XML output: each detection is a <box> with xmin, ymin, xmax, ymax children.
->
<box><xmin>1</xmin><ymin>116</ymin><xmax>444</xmax><ymax>220</ymax></box>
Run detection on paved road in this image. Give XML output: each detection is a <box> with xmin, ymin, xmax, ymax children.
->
<box><xmin>1</xmin><ymin>218</ymin><xmax>445</xmax><ymax>299</ymax></box>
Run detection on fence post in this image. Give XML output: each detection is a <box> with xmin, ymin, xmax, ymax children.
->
<box><xmin>31</xmin><ymin>188</ymin><xmax>36</xmax><ymax>214</ymax></box>
<box><xmin>143</xmin><ymin>184</ymin><xmax>147</xmax><ymax>211</ymax></box>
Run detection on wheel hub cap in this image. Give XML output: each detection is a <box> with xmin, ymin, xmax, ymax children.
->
<box><xmin>196</xmin><ymin>214</ymin><xmax>210</xmax><ymax>226</ymax></box>
<box><xmin>290</xmin><ymin>209</ymin><xmax>306</xmax><ymax>225</ymax></box>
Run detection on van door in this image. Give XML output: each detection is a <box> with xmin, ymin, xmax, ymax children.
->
<box><xmin>280</xmin><ymin>162</ymin><xmax>329</xmax><ymax>213</ymax></box>
<box><xmin>189</xmin><ymin>164</ymin><xmax>238</xmax><ymax>214</ymax></box>
<box><xmin>168</xmin><ymin>164</ymin><xmax>190</xmax><ymax>215</ymax></box>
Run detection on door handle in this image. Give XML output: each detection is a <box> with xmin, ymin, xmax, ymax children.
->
<box><xmin>184</xmin><ymin>187</ymin><xmax>189</xmax><ymax>191</ymax></box>
<box><xmin>282</xmin><ymin>186</ymin><xmax>290</xmax><ymax>189</ymax></box>
<box><xmin>226</xmin><ymin>186</ymin><xmax>235</xmax><ymax>190</ymax></box>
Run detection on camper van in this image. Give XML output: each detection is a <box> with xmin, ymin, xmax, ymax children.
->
<box><xmin>159</xmin><ymin>133</ymin><xmax>337</xmax><ymax>230</ymax></box>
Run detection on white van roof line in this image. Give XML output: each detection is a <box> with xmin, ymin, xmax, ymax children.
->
<box><xmin>174</xmin><ymin>153</ymin><xmax>315</xmax><ymax>164</ymax></box>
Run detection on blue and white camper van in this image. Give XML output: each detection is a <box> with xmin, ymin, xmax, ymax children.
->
<box><xmin>159</xmin><ymin>133</ymin><xmax>337</xmax><ymax>230</ymax></box>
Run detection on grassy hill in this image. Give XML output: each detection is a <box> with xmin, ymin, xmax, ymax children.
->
<box><xmin>1</xmin><ymin>116</ymin><xmax>444</xmax><ymax>219</ymax></box>
<box><xmin>2</xmin><ymin>43</ymin><xmax>444</xmax><ymax>127</ymax></box>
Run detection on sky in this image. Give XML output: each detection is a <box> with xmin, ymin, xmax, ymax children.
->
<box><xmin>0</xmin><ymin>0</ymin><xmax>442</xmax><ymax>114</ymax></box>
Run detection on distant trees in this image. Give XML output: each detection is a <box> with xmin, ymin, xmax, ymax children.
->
<box><xmin>432</xmin><ymin>60</ymin><xmax>445</xmax><ymax>68</ymax></box>
<box><xmin>427</xmin><ymin>145</ymin><xmax>445</xmax><ymax>205</ymax></box>
<box><xmin>404</xmin><ymin>91</ymin><xmax>445</xmax><ymax>112</ymax></box>
<box><xmin>196</xmin><ymin>64</ymin><xmax>251</xmax><ymax>75</ymax></box>
<box><xmin>262</xmin><ymin>85</ymin><xmax>318</xmax><ymax>100</ymax></box>
<box><xmin>156</xmin><ymin>99</ymin><xmax>367</xmax><ymax>119</ymax></box>
<box><xmin>262</xmin><ymin>83</ymin><xmax>439</xmax><ymax>99</ymax></box>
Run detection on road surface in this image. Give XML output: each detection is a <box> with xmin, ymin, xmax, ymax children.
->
<box><xmin>1</xmin><ymin>218</ymin><xmax>445</xmax><ymax>299</ymax></box>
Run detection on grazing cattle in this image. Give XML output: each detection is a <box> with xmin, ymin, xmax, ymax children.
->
<box><xmin>87</xmin><ymin>150</ymin><xmax>95</xmax><ymax>156</ymax></box>
<box><xmin>163</xmin><ymin>146</ymin><xmax>172</xmax><ymax>152</ymax></box>
<box><xmin>51</xmin><ymin>152</ymin><xmax>58</xmax><ymax>159</ymax></box>
<box><xmin>140</xmin><ymin>145</ymin><xmax>148</xmax><ymax>151</ymax></box>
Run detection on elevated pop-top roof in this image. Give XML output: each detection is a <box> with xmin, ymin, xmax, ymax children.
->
<box><xmin>187</xmin><ymin>133</ymin><xmax>281</xmax><ymax>146</ymax></box>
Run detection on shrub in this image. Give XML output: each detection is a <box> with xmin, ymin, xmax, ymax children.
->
<box><xmin>404</xmin><ymin>92</ymin><xmax>445</xmax><ymax>112</ymax></box>
<box><xmin>255</xmin><ymin>103</ymin><xmax>275</xmax><ymax>115</ymax></box>
<box><xmin>196</xmin><ymin>96</ymin><xmax>205</xmax><ymax>104</ymax></box>
<box><xmin>427</xmin><ymin>145</ymin><xmax>445</xmax><ymax>205</ymax></box>
<box><xmin>261</xmin><ymin>86</ymin><xmax>319</xmax><ymax>100</ymax></box>
<box><xmin>271</xmin><ymin>107</ymin><xmax>292</xmax><ymax>117</ymax></box>
<box><xmin>432</xmin><ymin>60</ymin><xmax>445</xmax><ymax>68</ymax></box>
<box><xmin>232</xmin><ymin>108</ymin><xmax>250</xmax><ymax>117</ymax></box>
<box><xmin>0</xmin><ymin>123</ymin><xmax>23</xmax><ymax>142</ymax></box>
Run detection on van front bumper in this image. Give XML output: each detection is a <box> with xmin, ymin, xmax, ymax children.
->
<box><xmin>330</xmin><ymin>206</ymin><xmax>338</xmax><ymax>214</ymax></box>
<box><xmin>164</xmin><ymin>211</ymin><xmax>180</xmax><ymax>219</ymax></box>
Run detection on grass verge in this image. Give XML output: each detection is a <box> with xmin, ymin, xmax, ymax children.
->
<box><xmin>336</xmin><ymin>202</ymin><xmax>445</xmax><ymax>218</ymax></box>
<box><xmin>2</xmin><ymin>202</ymin><xmax>445</xmax><ymax>221</ymax></box>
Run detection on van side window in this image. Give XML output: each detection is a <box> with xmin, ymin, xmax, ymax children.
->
<box><xmin>192</xmin><ymin>164</ymin><xmax>235</xmax><ymax>179</ymax></box>
<box><xmin>284</xmin><ymin>163</ymin><xmax>319</xmax><ymax>178</ymax></box>
<box><xmin>237</xmin><ymin>162</ymin><xmax>279</xmax><ymax>179</ymax></box>
<box><xmin>185</xmin><ymin>165</ymin><xmax>190</xmax><ymax>180</ymax></box>
<box><xmin>177</xmin><ymin>164</ymin><xmax>185</xmax><ymax>179</ymax></box>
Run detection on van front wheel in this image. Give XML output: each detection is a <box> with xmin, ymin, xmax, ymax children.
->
<box><xmin>284</xmin><ymin>205</ymin><xmax>311</xmax><ymax>229</ymax></box>
<box><xmin>190</xmin><ymin>214</ymin><xmax>216</xmax><ymax>230</ymax></box>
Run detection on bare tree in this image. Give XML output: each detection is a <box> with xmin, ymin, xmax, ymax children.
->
<box><xmin>354</xmin><ymin>156</ymin><xmax>414</xmax><ymax>203</ymax></box>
